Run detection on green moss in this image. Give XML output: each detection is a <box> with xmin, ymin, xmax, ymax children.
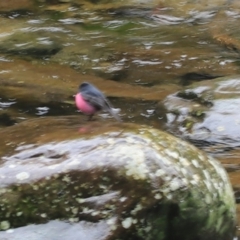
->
<box><xmin>191</xmin><ymin>110</ymin><xmax>205</xmax><ymax>119</ymax></box>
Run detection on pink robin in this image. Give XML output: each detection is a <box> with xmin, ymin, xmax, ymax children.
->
<box><xmin>75</xmin><ymin>82</ymin><xmax>121</xmax><ymax>121</ymax></box>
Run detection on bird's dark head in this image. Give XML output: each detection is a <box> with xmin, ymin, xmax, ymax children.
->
<box><xmin>79</xmin><ymin>82</ymin><xmax>90</xmax><ymax>91</ymax></box>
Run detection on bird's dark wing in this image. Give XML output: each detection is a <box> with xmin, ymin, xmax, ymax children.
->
<box><xmin>82</xmin><ymin>92</ymin><xmax>121</xmax><ymax>121</ymax></box>
<box><xmin>81</xmin><ymin>92</ymin><xmax>104</xmax><ymax>111</ymax></box>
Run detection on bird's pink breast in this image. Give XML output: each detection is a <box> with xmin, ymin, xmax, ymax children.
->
<box><xmin>75</xmin><ymin>93</ymin><xmax>96</xmax><ymax>115</ymax></box>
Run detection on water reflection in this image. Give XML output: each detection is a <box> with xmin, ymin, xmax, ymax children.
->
<box><xmin>36</xmin><ymin>106</ymin><xmax>50</xmax><ymax>116</ymax></box>
<box><xmin>0</xmin><ymin>99</ymin><xmax>16</xmax><ymax>109</ymax></box>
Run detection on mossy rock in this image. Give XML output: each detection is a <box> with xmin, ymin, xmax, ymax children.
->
<box><xmin>0</xmin><ymin>117</ymin><xmax>236</xmax><ymax>240</ymax></box>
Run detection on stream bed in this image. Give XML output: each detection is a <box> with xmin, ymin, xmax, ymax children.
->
<box><xmin>1</xmin><ymin>0</ymin><xmax>240</xmax><ymax>238</ymax></box>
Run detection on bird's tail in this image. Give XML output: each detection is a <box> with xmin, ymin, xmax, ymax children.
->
<box><xmin>104</xmin><ymin>99</ymin><xmax>121</xmax><ymax>122</ymax></box>
<box><xmin>107</xmin><ymin>107</ymin><xmax>122</xmax><ymax>122</ymax></box>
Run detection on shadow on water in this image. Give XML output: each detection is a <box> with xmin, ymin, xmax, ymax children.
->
<box><xmin>0</xmin><ymin>95</ymin><xmax>166</xmax><ymax>130</ymax></box>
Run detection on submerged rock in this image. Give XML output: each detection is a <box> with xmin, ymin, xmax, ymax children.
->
<box><xmin>0</xmin><ymin>0</ymin><xmax>33</xmax><ymax>12</ymax></box>
<box><xmin>0</xmin><ymin>32</ymin><xmax>62</xmax><ymax>59</ymax></box>
<box><xmin>0</xmin><ymin>117</ymin><xmax>236</xmax><ymax>240</ymax></box>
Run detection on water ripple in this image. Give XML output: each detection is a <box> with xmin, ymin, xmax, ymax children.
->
<box><xmin>20</xmin><ymin>27</ymin><xmax>70</xmax><ymax>33</ymax></box>
<box><xmin>58</xmin><ymin>18</ymin><xmax>84</xmax><ymax>25</ymax></box>
<box><xmin>132</xmin><ymin>59</ymin><xmax>162</xmax><ymax>66</ymax></box>
<box><xmin>0</xmin><ymin>100</ymin><xmax>16</xmax><ymax>109</ymax></box>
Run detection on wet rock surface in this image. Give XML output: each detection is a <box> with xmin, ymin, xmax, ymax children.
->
<box><xmin>163</xmin><ymin>75</ymin><xmax>240</xmax><ymax>154</ymax></box>
<box><xmin>0</xmin><ymin>220</ymin><xmax>110</xmax><ymax>240</ymax></box>
<box><xmin>0</xmin><ymin>117</ymin><xmax>236</xmax><ymax>240</ymax></box>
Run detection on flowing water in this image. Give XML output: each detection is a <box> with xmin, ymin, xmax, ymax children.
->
<box><xmin>1</xmin><ymin>0</ymin><xmax>240</xmax><ymax>237</ymax></box>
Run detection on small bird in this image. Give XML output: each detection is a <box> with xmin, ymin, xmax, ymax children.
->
<box><xmin>75</xmin><ymin>82</ymin><xmax>121</xmax><ymax>121</ymax></box>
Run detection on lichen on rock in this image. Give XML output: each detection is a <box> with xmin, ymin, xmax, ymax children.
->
<box><xmin>0</xmin><ymin>118</ymin><xmax>236</xmax><ymax>240</ymax></box>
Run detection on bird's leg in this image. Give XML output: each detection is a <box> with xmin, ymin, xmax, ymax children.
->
<box><xmin>88</xmin><ymin>114</ymin><xmax>94</xmax><ymax>121</ymax></box>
